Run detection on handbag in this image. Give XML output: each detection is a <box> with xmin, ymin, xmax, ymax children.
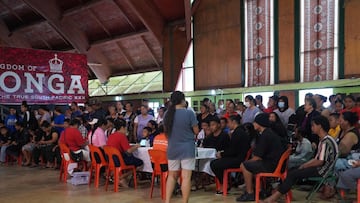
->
<box><xmin>70</xmin><ymin>150</ymin><xmax>84</xmax><ymax>162</ymax></box>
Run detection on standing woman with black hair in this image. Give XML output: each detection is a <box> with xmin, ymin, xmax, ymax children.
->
<box><xmin>164</xmin><ymin>91</ymin><xmax>199</xmax><ymax>203</ymax></box>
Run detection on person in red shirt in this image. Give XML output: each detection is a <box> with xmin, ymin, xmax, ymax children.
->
<box><xmin>59</xmin><ymin>119</ymin><xmax>90</xmax><ymax>162</ymax></box>
<box><xmin>223</xmin><ymin>101</ymin><xmax>238</xmax><ymax>119</ymax></box>
<box><xmin>107</xmin><ymin>119</ymin><xmax>143</xmax><ymax>187</ymax></box>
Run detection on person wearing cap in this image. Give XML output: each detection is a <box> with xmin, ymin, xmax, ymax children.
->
<box><xmin>236</xmin><ymin>113</ymin><xmax>285</xmax><ymax>202</ymax></box>
<box><xmin>263</xmin><ymin>95</ymin><xmax>278</xmax><ymax>113</ymax></box>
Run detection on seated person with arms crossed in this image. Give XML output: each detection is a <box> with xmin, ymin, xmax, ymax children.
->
<box><xmin>210</xmin><ymin>115</ymin><xmax>251</xmax><ymax>194</ymax></box>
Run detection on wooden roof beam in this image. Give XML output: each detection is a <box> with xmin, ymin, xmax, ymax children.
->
<box><xmin>10</xmin><ymin>0</ymin><xmax>105</xmax><ymax>32</ymax></box>
<box><xmin>123</xmin><ymin>0</ymin><xmax>164</xmax><ymax>46</ymax></box>
<box><xmin>115</xmin><ymin>42</ymin><xmax>135</xmax><ymax>70</ymax></box>
<box><xmin>23</xmin><ymin>0</ymin><xmax>111</xmax><ymax>83</ymax></box>
<box><xmin>90</xmin><ymin>29</ymin><xmax>148</xmax><ymax>48</ymax></box>
<box><xmin>0</xmin><ymin>19</ymin><xmax>31</xmax><ymax>48</ymax></box>
<box><xmin>88</xmin><ymin>9</ymin><xmax>111</xmax><ymax>37</ymax></box>
<box><xmin>0</xmin><ymin>1</ymin><xmax>23</xmax><ymax>22</ymax></box>
<box><xmin>62</xmin><ymin>0</ymin><xmax>108</xmax><ymax>17</ymax></box>
<box><xmin>140</xmin><ymin>36</ymin><xmax>160</xmax><ymax>68</ymax></box>
<box><xmin>184</xmin><ymin>0</ymin><xmax>192</xmax><ymax>42</ymax></box>
<box><xmin>112</xmin><ymin>0</ymin><xmax>136</xmax><ymax>31</ymax></box>
<box><xmin>191</xmin><ymin>0</ymin><xmax>202</xmax><ymax>16</ymax></box>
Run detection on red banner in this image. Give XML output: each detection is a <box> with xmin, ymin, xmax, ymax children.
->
<box><xmin>0</xmin><ymin>47</ymin><xmax>88</xmax><ymax>104</ymax></box>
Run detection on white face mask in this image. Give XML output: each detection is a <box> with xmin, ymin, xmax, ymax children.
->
<box><xmin>219</xmin><ymin>104</ymin><xmax>224</xmax><ymax>109</ymax></box>
<box><xmin>278</xmin><ymin>101</ymin><xmax>285</xmax><ymax>108</ymax></box>
<box><xmin>244</xmin><ymin>102</ymin><xmax>250</xmax><ymax>108</ymax></box>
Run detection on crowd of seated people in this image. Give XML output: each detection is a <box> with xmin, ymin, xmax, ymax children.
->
<box><xmin>1</xmin><ymin>92</ymin><xmax>360</xmax><ymax>202</ymax></box>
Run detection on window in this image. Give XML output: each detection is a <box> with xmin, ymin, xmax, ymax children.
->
<box><xmin>300</xmin><ymin>0</ymin><xmax>339</xmax><ymax>82</ymax></box>
<box><xmin>88</xmin><ymin>71</ymin><xmax>163</xmax><ymax>96</ymax></box>
<box><xmin>244</xmin><ymin>0</ymin><xmax>274</xmax><ymax>87</ymax></box>
<box><xmin>176</xmin><ymin>38</ymin><xmax>194</xmax><ymax>92</ymax></box>
<box><xmin>148</xmin><ymin>101</ymin><xmax>160</xmax><ymax>118</ymax></box>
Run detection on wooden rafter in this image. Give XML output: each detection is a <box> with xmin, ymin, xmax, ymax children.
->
<box><xmin>0</xmin><ymin>0</ymin><xmax>23</xmax><ymax>22</ymax></box>
<box><xmin>124</xmin><ymin>0</ymin><xmax>164</xmax><ymax>46</ymax></box>
<box><xmin>115</xmin><ymin>42</ymin><xmax>135</xmax><ymax>70</ymax></box>
<box><xmin>88</xmin><ymin>8</ymin><xmax>111</xmax><ymax>37</ymax></box>
<box><xmin>22</xmin><ymin>0</ymin><xmax>112</xmax><ymax>83</ymax></box>
<box><xmin>0</xmin><ymin>18</ymin><xmax>31</xmax><ymax>48</ymax></box>
<box><xmin>191</xmin><ymin>0</ymin><xmax>202</xmax><ymax>16</ymax></box>
<box><xmin>112</xmin><ymin>0</ymin><xmax>136</xmax><ymax>31</ymax></box>
<box><xmin>90</xmin><ymin>29</ymin><xmax>147</xmax><ymax>48</ymax></box>
<box><xmin>140</xmin><ymin>36</ymin><xmax>160</xmax><ymax>68</ymax></box>
<box><xmin>184</xmin><ymin>0</ymin><xmax>192</xmax><ymax>42</ymax></box>
<box><xmin>62</xmin><ymin>0</ymin><xmax>106</xmax><ymax>17</ymax></box>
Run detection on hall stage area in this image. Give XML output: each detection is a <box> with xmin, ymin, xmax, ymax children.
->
<box><xmin>0</xmin><ymin>165</ymin><xmax>349</xmax><ymax>203</ymax></box>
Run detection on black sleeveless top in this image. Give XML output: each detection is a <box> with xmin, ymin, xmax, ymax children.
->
<box><xmin>44</xmin><ymin>128</ymin><xmax>58</xmax><ymax>144</ymax></box>
<box><xmin>336</xmin><ymin>127</ymin><xmax>360</xmax><ymax>151</ymax></box>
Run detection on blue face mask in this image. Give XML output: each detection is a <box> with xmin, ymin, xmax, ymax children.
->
<box><xmin>278</xmin><ymin>102</ymin><xmax>285</xmax><ymax>108</ymax></box>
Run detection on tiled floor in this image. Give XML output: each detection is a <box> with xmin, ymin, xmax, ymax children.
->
<box><xmin>0</xmin><ymin>164</ymin><xmax>351</xmax><ymax>203</ymax></box>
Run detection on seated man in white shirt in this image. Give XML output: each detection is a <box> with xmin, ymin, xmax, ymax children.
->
<box><xmin>289</xmin><ymin>127</ymin><xmax>313</xmax><ymax>169</ymax></box>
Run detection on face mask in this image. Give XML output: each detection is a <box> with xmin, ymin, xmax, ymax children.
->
<box><xmin>278</xmin><ymin>102</ymin><xmax>285</xmax><ymax>108</ymax></box>
<box><xmin>220</xmin><ymin>104</ymin><xmax>224</xmax><ymax>109</ymax></box>
<box><xmin>244</xmin><ymin>102</ymin><xmax>250</xmax><ymax>108</ymax></box>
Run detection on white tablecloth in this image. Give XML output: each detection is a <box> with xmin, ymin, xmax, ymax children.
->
<box><xmin>196</xmin><ymin>148</ymin><xmax>216</xmax><ymax>176</ymax></box>
<box><xmin>132</xmin><ymin>147</ymin><xmax>153</xmax><ymax>173</ymax></box>
<box><xmin>132</xmin><ymin>147</ymin><xmax>217</xmax><ymax>176</ymax></box>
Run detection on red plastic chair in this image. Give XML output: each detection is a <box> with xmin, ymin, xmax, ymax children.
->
<box><xmin>6</xmin><ymin>153</ymin><xmax>22</xmax><ymax>166</ymax></box>
<box><xmin>339</xmin><ymin>179</ymin><xmax>360</xmax><ymax>202</ymax></box>
<box><xmin>88</xmin><ymin>145</ymin><xmax>108</xmax><ymax>188</ymax></box>
<box><xmin>255</xmin><ymin>147</ymin><xmax>292</xmax><ymax>203</ymax></box>
<box><xmin>58</xmin><ymin>143</ymin><xmax>87</xmax><ymax>182</ymax></box>
<box><xmin>103</xmin><ymin>146</ymin><xmax>137</xmax><ymax>192</ymax></box>
<box><xmin>148</xmin><ymin>149</ymin><xmax>168</xmax><ymax>200</ymax></box>
<box><xmin>215</xmin><ymin>147</ymin><xmax>253</xmax><ymax>196</ymax></box>
<box><xmin>59</xmin><ymin>143</ymin><xmax>72</xmax><ymax>182</ymax></box>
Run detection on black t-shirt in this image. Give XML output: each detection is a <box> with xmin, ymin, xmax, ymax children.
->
<box><xmin>44</xmin><ymin>128</ymin><xmax>58</xmax><ymax>144</ymax></box>
<box><xmin>197</xmin><ymin>113</ymin><xmax>213</xmax><ymax>129</ymax></box>
<box><xmin>253</xmin><ymin>128</ymin><xmax>285</xmax><ymax>170</ymax></box>
<box><xmin>13</xmin><ymin>129</ymin><xmax>30</xmax><ymax>146</ymax></box>
<box><xmin>222</xmin><ymin>126</ymin><xmax>251</xmax><ymax>162</ymax></box>
<box><xmin>203</xmin><ymin>130</ymin><xmax>230</xmax><ymax>151</ymax></box>
<box><xmin>0</xmin><ymin>132</ymin><xmax>12</xmax><ymax>143</ymax></box>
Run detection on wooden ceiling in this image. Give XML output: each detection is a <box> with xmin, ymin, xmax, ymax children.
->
<box><xmin>0</xmin><ymin>0</ymin><xmax>187</xmax><ymax>82</ymax></box>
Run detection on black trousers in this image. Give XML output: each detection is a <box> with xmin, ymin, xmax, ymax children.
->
<box><xmin>278</xmin><ymin>166</ymin><xmax>320</xmax><ymax>194</ymax></box>
<box><xmin>6</xmin><ymin>145</ymin><xmax>22</xmax><ymax>157</ymax></box>
<box><xmin>210</xmin><ymin>158</ymin><xmax>242</xmax><ymax>184</ymax></box>
<box><xmin>32</xmin><ymin>145</ymin><xmax>56</xmax><ymax>164</ymax></box>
